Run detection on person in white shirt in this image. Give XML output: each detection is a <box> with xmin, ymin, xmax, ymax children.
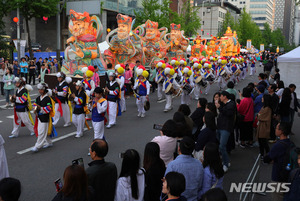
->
<box><xmin>151</xmin><ymin>119</ymin><xmax>178</xmax><ymax>166</ymax></box>
<box><xmin>115</xmin><ymin>149</ymin><xmax>145</xmax><ymax>201</ymax></box>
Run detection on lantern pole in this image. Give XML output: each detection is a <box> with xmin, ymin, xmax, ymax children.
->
<box><xmin>56</xmin><ymin>2</ymin><xmax>61</xmax><ymax>65</ymax></box>
<box><xmin>17</xmin><ymin>7</ymin><xmax>20</xmax><ymax>63</ymax></box>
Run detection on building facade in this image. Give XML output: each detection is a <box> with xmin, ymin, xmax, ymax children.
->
<box><xmin>248</xmin><ymin>0</ymin><xmax>275</xmax><ymax>30</ymax></box>
<box><xmin>194</xmin><ymin>0</ymin><xmax>240</xmax><ymax>39</ymax></box>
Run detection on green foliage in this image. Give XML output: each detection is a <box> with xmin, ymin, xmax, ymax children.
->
<box><xmin>178</xmin><ymin>1</ymin><xmax>201</xmax><ymax>37</ymax></box>
<box><xmin>217</xmin><ymin>9</ymin><xmax>291</xmax><ymax>51</ymax></box>
<box><xmin>134</xmin><ymin>0</ymin><xmax>201</xmax><ymax>37</ymax></box>
<box><xmin>218</xmin><ymin>11</ymin><xmax>236</xmax><ymax>37</ymax></box>
<box><xmin>8</xmin><ymin>0</ymin><xmax>60</xmax><ymax>59</ymax></box>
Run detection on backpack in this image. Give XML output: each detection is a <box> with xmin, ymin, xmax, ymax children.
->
<box><xmin>284</xmin><ymin>169</ymin><xmax>300</xmax><ymax>201</ymax></box>
<box><xmin>278</xmin><ymin>141</ymin><xmax>299</xmax><ymax>182</ymax></box>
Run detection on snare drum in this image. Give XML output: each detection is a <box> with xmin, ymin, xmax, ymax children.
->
<box><xmin>183</xmin><ymin>84</ymin><xmax>194</xmax><ymax>95</ymax></box>
<box><xmin>195</xmin><ymin>76</ymin><xmax>202</xmax><ymax>83</ymax></box>
<box><xmin>234</xmin><ymin>69</ymin><xmax>241</xmax><ymax>76</ymax></box>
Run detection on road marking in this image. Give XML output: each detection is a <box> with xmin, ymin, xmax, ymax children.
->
<box><xmin>17</xmin><ymin>127</ymin><xmax>91</xmax><ymax>155</ymax></box>
<box><xmin>7</xmin><ymin>115</ymin><xmax>14</xmax><ymax>119</ymax></box>
<box><xmin>0</xmin><ymin>121</ymin><xmax>2</xmax><ymax>123</ymax></box>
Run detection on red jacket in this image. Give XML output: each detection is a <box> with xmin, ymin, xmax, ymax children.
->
<box><xmin>237</xmin><ymin>97</ymin><xmax>254</xmax><ymax>122</ymax></box>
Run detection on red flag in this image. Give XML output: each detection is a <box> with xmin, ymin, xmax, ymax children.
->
<box><xmin>34</xmin><ymin>116</ymin><xmax>38</xmax><ymax>137</ymax></box>
<box><xmin>55</xmin><ymin>97</ymin><xmax>63</xmax><ymax>117</ymax></box>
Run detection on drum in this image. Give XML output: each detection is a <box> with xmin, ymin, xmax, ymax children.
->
<box><xmin>165</xmin><ymin>83</ymin><xmax>173</xmax><ymax>94</ymax></box>
<box><xmin>157</xmin><ymin>76</ymin><xmax>164</xmax><ymax>84</ymax></box>
<box><xmin>173</xmin><ymin>73</ymin><xmax>181</xmax><ymax>84</ymax></box>
<box><xmin>206</xmin><ymin>74</ymin><xmax>214</xmax><ymax>82</ymax></box>
<box><xmin>234</xmin><ymin>69</ymin><xmax>241</xmax><ymax>76</ymax></box>
<box><xmin>195</xmin><ymin>76</ymin><xmax>202</xmax><ymax>83</ymax></box>
<box><xmin>198</xmin><ymin>80</ymin><xmax>208</xmax><ymax>88</ymax></box>
<box><xmin>220</xmin><ymin>70</ymin><xmax>227</xmax><ymax>78</ymax></box>
<box><xmin>171</xmin><ymin>88</ymin><xmax>182</xmax><ymax>97</ymax></box>
<box><xmin>183</xmin><ymin>84</ymin><xmax>194</xmax><ymax>95</ymax></box>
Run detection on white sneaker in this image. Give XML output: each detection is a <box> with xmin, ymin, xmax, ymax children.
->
<box><xmin>137</xmin><ymin>113</ymin><xmax>142</xmax><ymax>117</ymax></box>
<box><xmin>63</xmin><ymin>123</ymin><xmax>71</xmax><ymax>127</ymax></box>
<box><xmin>141</xmin><ymin>113</ymin><xmax>145</xmax><ymax>118</ymax></box>
<box><xmin>106</xmin><ymin>124</ymin><xmax>112</xmax><ymax>129</ymax></box>
<box><xmin>223</xmin><ymin>165</ymin><xmax>228</xmax><ymax>173</ymax></box>
<box><xmin>42</xmin><ymin>143</ymin><xmax>53</xmax><ymax>148</ymax></box>
<box><xmin>9</xmin><ymin>134</ymin><xmax>18</xmax><ymax>138</ymax></box>
<box><xmin>75</xmin><ymin>134</ymin><xmax>82</xmax><ymax>138</ymax></box>
<box><xmin>31</xmin><ymin>147</ymin><xmax>39</xmax><ymax>152</ymax></box>
<box><xmin>163</xmin><ymin>109</ymin><xmax>169</xmax><ymax>112</ymax></box>
<box><xmin>30</xmin><ymin>132</ymin><xmax>35</xmax><ymax>136</ymax></box>
<box><xmin>11</xmin><ymin>103</ymin><xmax>14</xmax><ymax>107</ymax></box>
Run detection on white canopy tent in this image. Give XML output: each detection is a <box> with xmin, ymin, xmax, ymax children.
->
<box><xmin>278</xmin><ymin>46</ymin><xmax>300</xmax><ymax>96</ymax></box>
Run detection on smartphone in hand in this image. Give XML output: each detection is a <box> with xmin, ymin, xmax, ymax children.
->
<box><xmin>54</xmin><ymin>178</ymin><xmax>63</xmax><ymax>192</ymax></box>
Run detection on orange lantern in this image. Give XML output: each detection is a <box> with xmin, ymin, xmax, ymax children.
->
<box><xmin>13</xmin><ymin>17</ymin><xmax>19</xmax><ymax>23</ymax></box>
<box><xmin>107</xmin><ymin>28</ymin><xmax>111</xmax><ymax>33</ymax></box>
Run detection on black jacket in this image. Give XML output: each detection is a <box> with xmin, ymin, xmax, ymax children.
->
<box><xmin>195</xmin><ymin>127</ymin><xmax>218</xmax><ymax>151</ymax></box>
<box><xmin>291</xmin><ymin>92</ymin><xmax>300</xmax><ymax>112</ymax></box>
<box><xmin>52</xmin><ymin>187</ymin><xmax>95</xmax><ymax>201</ymax></box>
<box><xmin>264</xmin><ymin>60</ymin><xmax>273</xmax><ymax>72</ymax></box>
<box><xmin>144</xmin><ymin>159</ymin><xmax>166</xmax><ymax>201</ymax></box>
<box><xmin>270</xmin><ymin>93</ymin><xmax>279</xmax><ymax>115</ymax></box>
<box><xmin>85</xmin><ymin>160</ymin><xmax>118</xmax><ymax>201</ymax></box>
<box><xmin>190</xmin><ymin>107</ymin><xmax>205</xmax><ymax>129</ymax></box>
<box><xmin>217</xmin><ymin>100</ymin><xmax>236</xmax><ymax>132</ymax></box>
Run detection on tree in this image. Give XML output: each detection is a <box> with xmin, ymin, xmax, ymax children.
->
<box><xmin>134</xmin><ymin>0</ymin><xmax>178</xmax><ymax>29</ymax></box>
<box><xmin>134</xmin><ymin>0</ymin><xmax>161</xmax><ymax>26</ymax></box>
<box><xmin>262</xmin><ymin>23</ymin><xmax>272</xmax><ymax>47</ymax></box>
<box><xmin>218</xmin><ymin>11</ymin><xmax>236</xmax><ymax>37</ymax></box>
<box><xmin>9</xmin><ymin>0</ymin><xmax>60</xmax><ymax>59</ymax></box>
<box><xmin>178</xmin><ymin>1</ymin><xmax>201</xmax><ymax>37</ymax></box>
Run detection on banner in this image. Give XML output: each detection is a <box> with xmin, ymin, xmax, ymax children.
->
<box><xmin>13</xmin><ymin>39</ymin><xmax>27</xmax><ymax>58</ymax></box>
<box><xmin>276</xmin><ymin>46</ymin><xmax>279</xmax><ymax>53</ymax></box>
<box><xmin>246</xmin><ymin>40</ymin><xmax>251</xmax><ymax>50</ymax></box>
<box><xmin>260</xmin><ymin>44</ymin><xmax>264</xmax><ymax>52</ymax></box>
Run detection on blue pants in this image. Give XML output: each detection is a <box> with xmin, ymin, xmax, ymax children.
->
<box><xmin>289</xmin><ymin>108</ymin><xmax>295</xmax><ymax>128</ymax></box>
<box><xmin>217</xmin><ymin>129</ymin><xmax>231</xmax><ymax>167</ymax></box>
<box><xmin>4</xmin><ymin>89</ymin><xmax>14</xmax><ymax>103</ymax></box>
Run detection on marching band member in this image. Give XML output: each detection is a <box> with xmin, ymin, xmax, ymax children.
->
<box><xmin>193</xmin><ymin>61</ymin><xmax>202</xmax><ymax>100</ymax></box>
<box><xmin>10</xmin><ymin>77</ymin><xmax>35</xmax><ymax>138</ymax></box>
<box><xmin>70</xmin><ymin>81</ymin><xmax>86</xmax><ymax>138</ymax></box>
<box><xmin>134</xmin><ymin>66</ymin><xmax>150</xmax><ymax>117</ymax></box>
<box><xmin>162</xmin><ymin>65</ymin><xmax>180</xmax><ymax>112</ymax></box>
<box><xmin>115</xmin><ymin>64</ymin><xmax>126</xmax><ymax>112</ymax></box>
<box><xmin>202</xmin><ymin>61</ymin><xmax>215</xmax><ymax>95</ymax></box>
<box><xmin>155</xmin><ymin>60</ymin><xmax>166</xmax><ymax>102</ymax></box>
<box><xmin>91</xmin><ymin>87</ymin><xmax>107</xmax><ymax>139</ymax></box>
<box><xmin>104</xmin><ymin>72</ymin><xmax>120</xmax><ymax>128</ymax></box>
<box><xmin>241</xmin><ymin>57</ymin><xmax>248</xmax><ymax>80</ymax></box>
<box><xmin>180</xmin><ymin>66</ymin><xmax>194</xmax><ymax>105</ymax></box>
<box><xmin>170</xmin><ymin>58</ymin><xmax>182</xmax><ymax>83</ymax></box>
<box><xmin>52</xmin><ymin>72</ymin><xmax>72</xmax><ymax>127</ymax></box>
<box><xmin>249</xmin><ymin>58</ymin><xmax>256</xmax><ymax>76</ymax></box>
<box><xmin>216</xmin><ymin>58</ymin><xmax>227</xmax><ymax>91</ymax></box>
<box><xmin>82</xmin><ymin>67</ymin><xmax>96</xmax><ymax>97</ymax></box>
<box><xmin>230</xmin><ymin>57</ymin><xmax>239</xmax><ymax>84</ymax></box>
<box><xmin>31</xmin><ymin>83</ymin><xmax>54</xmax><ymax>152</ymax></box>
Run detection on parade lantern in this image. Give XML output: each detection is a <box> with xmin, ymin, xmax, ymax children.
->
<box><xmin>107</xmin><ymin>28</ymin><xmax>111</xmax><ymax>33</ymax></box>
<box><xmin>43</xmin><ymin>16</ymin><xmax>48</xmax><ymax>23</ymax></box>
<box><xmin>13</xmin><ymin>17</ymin><xmax>19</xmax><ymax>23</ymax></box>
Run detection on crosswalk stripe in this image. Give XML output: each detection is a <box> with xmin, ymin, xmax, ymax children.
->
<box><xmin>17</xmin><ymin>127</ymin><xmax>91</xmax><ymax>155</ymax></box>
<box><xmin>7</xmin><ymin>115</ymin><xmax>14</xmax><ymax>119</ymax></box>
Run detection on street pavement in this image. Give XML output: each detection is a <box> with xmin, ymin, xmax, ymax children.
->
<box><xmin>1</xmin><ymin>65</ymin><xmax>299</xmax><ymax>201</ymax></box>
